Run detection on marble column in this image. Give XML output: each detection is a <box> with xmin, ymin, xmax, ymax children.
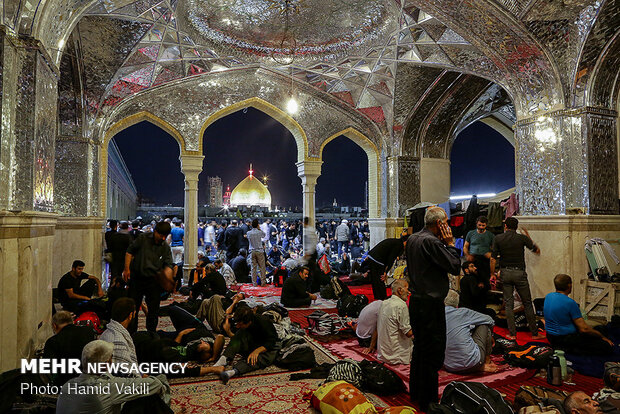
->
<box><xmin>420</xmin><ymin>158</ymin><xmax>451</xmax><ymax>204</ymax></box>
<box><xmin>296</xmin><ymin>160</ymin><xmax>322</xmax><ymax>227</ymax></box>
<box><xmin>515</xmin><ymin>107</ymin><xmax>618</xmax><ymax>215</ymax></box>
<box><xmin>387</xmin><ymin>155</ymin><xmax>420</xmax><ymax>218</ymax></box>
<box><xmin>180</xmin><ymin>154</ymin><xmax>204</xmax><ymax>280</ymax></box>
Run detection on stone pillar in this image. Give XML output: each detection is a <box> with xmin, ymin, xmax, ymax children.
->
<box><xmin>515</xmin><ymin>108</ymin><xmax>618</xmax><ymax>215</ymax></box>
<box><xmin>296</xmin><ymin>160</ymin><xmax>323</xmax><ymax>227</ymax></box>
<box><xmin>180</xmin><ymin>154</ymin><xmax>204</xmax><ymax>279</ymax></box>
<box><xmin>368</xmin><ymin>218</ymin><xmax>405</xmax><ymax>249</ymax></box>
<box><xmin>420</xmin><ymin>158</ymin><xmax>451</xmax><ymax>204</ymax></box>
<box><xmin>387</xmin><ymin>156</ymin><xmax>420</xmax><ymax>218</ymax></box>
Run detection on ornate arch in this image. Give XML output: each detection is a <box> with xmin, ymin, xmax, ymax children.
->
<box><xmin>99</xmin><ymin>111</ymin><xmax>189</xmax><ymax>216</ymax></box>
<box><xmin>199</xmin><ymin>97</ymin><xmax>309</xmax><ymax>163</ymax></box>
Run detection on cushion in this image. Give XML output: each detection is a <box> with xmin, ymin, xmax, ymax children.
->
<box><xmin>311</xmin><ymin>381</ymin><xmax>377</xmax><ymax>414</ymax></box>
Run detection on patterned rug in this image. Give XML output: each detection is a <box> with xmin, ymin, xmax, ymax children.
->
<box><xmin>238</xmin><ymin>283</ymin><xmax>338</xmax><ymax>310</ymax></box>
<box><xmin>171</xmin><ymin>371</ymin><xmax>387</xmax><ymax>414</ymax></box>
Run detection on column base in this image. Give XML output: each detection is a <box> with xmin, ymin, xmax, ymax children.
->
<box><xmin>0</xmin><ymin>211</ymin><xmax>57</xmax><ymax>371</ymax></box>
<box><xmin>516</xmin><ymin>215</ymin><xmax>620</xmax><ymax>302</ymax></box>
<box><xmin>368</xmin><ymin>218</ymin><xmax>405</xmax><ymax>249</ymax></box>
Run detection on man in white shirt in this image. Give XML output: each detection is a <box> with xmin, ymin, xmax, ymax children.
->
<box><xmin>377</xmin><ymin>279</ymin><xmax>413</xmax><ymax>365</ymax></box>
<box><xmin>260</xmin><ymin>219</ymin><xmax>272</xmax><ymax>249</ymax></box>
<box><xmin>205</xmin><ymin>221</ymin><xmax>216</xmax><ymax>254</ymax></box>
<box><xmin>356</xmin><ymin>300</ymin><xmax>383</xmax><ymax>353</ymax></box>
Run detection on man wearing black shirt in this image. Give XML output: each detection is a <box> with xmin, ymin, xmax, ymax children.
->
<box><xmin>224</xmin><ymin>220</ymin><xmax>244</xmax><ymax>262</ymax></box>
<box><xmin>459</xmin><ymin>261</ymin><xmax>495</xmax><ymax>318</ymax></box>
<box><xmin>230</xmin><ymin>249</ymin><xmax>250</xmax><ymax>283</ymax></box>
<box><xmin>123</xmin><ymin>221</ymin><xmax>174</xmax><ymax>332</ymax></box>
<box><xmin>281</xmin><ymin>266</ymin><xmax>317</xmax><ymax>307</ymax></box>
<box><xmin>212</xmin><ymin>306</ymin><xmax>280</xmax><ymax>383</ymax></box>
<box><xmin>57</xmin><ymin>260</ymin><xmax>104</xmax><ymax>313</ymax></box>
<box><xmin>43</xmin><ymin>311</ymin><xmax>95</xmax><ymax>385</ymax></box>
<box><xmin>361</xmin><ymin>235</ymin><xmax>408</xmax><ymax>300</ymax></box>
<box><xmin>189</xmin><ymin>264</ymin><xmax>228</xmax><ymax>300</ymax></box>
<box><xmin>406</xmin><ymin>207</ymin><xmax>461</xmax><ymax>411</ymax></box>
<box><xmin>491</xmin><ymin>217</ymin><xmax>543</xmax><ymax>340</ymax></box>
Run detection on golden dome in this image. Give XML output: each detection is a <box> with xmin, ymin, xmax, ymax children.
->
<box><xmin>230</xmin><ymin>175</ymin><xmax>271</xmax><ymax>208</ymax></box>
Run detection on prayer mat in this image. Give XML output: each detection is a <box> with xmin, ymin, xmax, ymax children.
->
<box><xmin>170</xmin><ymin>371</ymin><xmax>387</xmax><ymax>414</ymax></box>
<box><xmin>319</xmin><ymin>337</ymin><xmax>530</xmax><ymax>394</ymax></box>
<box><xmin>493</xmin><ymin>326</ymin><xmax>550</xmax><ymax>345</ymax></box>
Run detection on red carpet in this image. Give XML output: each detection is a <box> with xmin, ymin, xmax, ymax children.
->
<box><xmin>288</xmin><ymin>308</ymin><xmax>338</xmax><ymax>328</ymax></box>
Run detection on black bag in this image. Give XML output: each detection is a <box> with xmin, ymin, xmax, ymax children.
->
<box><xmin>492</xmin><ymin>334</ymin><xmax>519</xmax><ymax>355</ymax></box>
<box><xmin>427</xmin><ymin>403</ymin><xmax>456</xmax><ymax>414</ymax></box>
<box><xmin>330</xmin><ymin>277</ymin><xmax>351</xmax><ymax>298</ymax></box>
<box><xmin>275</xmin><ymin>343</ymin><xmax>316</xmax><ymax>371</ymax></box>
<box><xmin>440</xmin><ymin>381</ymin><xmax>514</xmax><ymax>414</ymax></box>
<box><xmin>320</xmin><ymin>284</ymin><xmax>337</xmax><ymax>300</ymax></box>
<box><xmin>505</xmin><ymin>343</ymin><xmax>553</xmax><ymax>369</ymax></box>
<box><xmin>359</xmin><ymin>360</ymin><xmax>405</xmax><ymax>395</ymax></box>
<box><xmin>337</xmin><ymin>294</ymin><xmax>369</xmax><ymax>317</ymax></box>
<box><xmin>263</xmin><ymin>302</ymin><xmax>289</xmax><ymax>318</ymax></box>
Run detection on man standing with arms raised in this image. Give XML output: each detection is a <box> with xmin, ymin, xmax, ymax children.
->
<box><xmin>407</xmin><ymin>206</ymin><xmax>461</xmax><ymax>411</ymax></box>
<box><xmin>491</xmin><ymin>216</ymin><xmax>544</xmax><ymax>341</ymax></box>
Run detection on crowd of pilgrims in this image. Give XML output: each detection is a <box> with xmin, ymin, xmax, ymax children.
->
<box><xmin>5</xmin><ymin>211</ymin><xmax>617</xmax><ymax>414</ymax></box>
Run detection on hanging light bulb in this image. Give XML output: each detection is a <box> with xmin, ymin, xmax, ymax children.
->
<box><xmin>286</xmin><ymin>97</ymin><xmax>298</xmax><ymax>114</ymax></box>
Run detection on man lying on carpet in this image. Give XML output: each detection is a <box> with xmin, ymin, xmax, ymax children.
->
<box><xmin>196</xmin><ymin>292</ymin><xmax>247</xmax><ymax>336</ymax></box>
<box><xmin>211</xmin><ymin>306</ymin><xmax>280</xmax><ymax>383</ymax></box>
<box><xmin>563</xmin><ymin>391</ymin><xmax>604</xmax><ymax>414</ymax></box>
<box><xmin>444</xmin><ymin>299</ymin><xmax>499</xmax><ymax>374</ymax></box>
<box><xmin>544</xmin><ymin>274</ymin><xmax>615</xmax><ymax>356</ymax></box>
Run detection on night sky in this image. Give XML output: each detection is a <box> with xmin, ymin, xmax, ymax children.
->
<box><xmin>112</xmin><ymin>111</ymin><xmax>514</xmax><ymax>208</ymax></box>
<box><xmin>449</xmin><ymin>122</ymin><xmax>515</xmax><ymax>196</ymax></box>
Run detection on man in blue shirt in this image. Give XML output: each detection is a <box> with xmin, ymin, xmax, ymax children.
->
<box><xmin>444</xmin><ymin>305</ymin><xmax>498</xmax><ymax>373</ymax></box>
<box><xmin>544</xmin><ymin>274</ymin><xmax>614</xmax><ymax>355</ymax></box>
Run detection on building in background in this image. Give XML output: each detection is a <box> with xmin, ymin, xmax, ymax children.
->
<box><xmin>207</xmin><ymin>176</ymin><xmax>223</xmax><ymax>207</ymax></box>
<box><xmin>107</xmin><ymin>140</ymin><xmax>137</xmax><ymax>220</ymax></box>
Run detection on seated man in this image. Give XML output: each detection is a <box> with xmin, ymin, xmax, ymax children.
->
<box><xmin>211</xmin><ymin>306</ymin><xmax>280</xmax><ymax>383</ymax></box>
<box><xmin>544</xmin><ymin>274</ymin><xmax>614</xmax><ymax>355</ymax></box>
<box><xmin>57</xmin><ymin>260</ymin><xmax>104</xmax><ymax>313</ymax></box>
<box><xmin>281</xmin><ymin>266</ymin><xmax>317</xmax><ymax>308</ymax></box>
<box><xmin>56</xmin><ymin>340</ymin><xmax>171</xmax><ymax>413</ymax></box>
<box><xmin>563</xmin><ymin>391</ymin><xmax>603</xmax><ymax>414</ymax></box>
<box><xmin>355</xmin><ymin>299</ymin><xmax>383</xmax><ymax>353</ymax></box>
<box><xmin>332</xmin><ymin>251</ymin><xmax>351</xmax><ymax>276</ymax></box>
<box><xmin>214</xmin><ymin>258</ymin><xmax>236</xmax><ymax>287</ymax></box>
<box><xmin>189</xmin><ymin>263</ymin><xmax>228</xmax><ymax>300</ymax></box>
<box><xmin>99</xmin><ymin>297</ymin><xmax>139</xmax><ymax>376</ymax></box>
<box><xmin>376</xmin><ymin>279</ymin><xmax>413</xmax><ymax>365</ymax></box>
<box><xmin>229</xmin><ymin>249</ymin><xmax>250</xmax><ymax>283</ymax></box>
<box><xmin>444</xmin><ymin>304</ymin><xmax>497</xmax><ymax>373</ymax></box>
<box><xmin>43</xmin><ymin>311</ymin><xmax>95</xmax><ymax>385</ymax></box>
<box><xmin>188</xmin><ymin>258</ymin><xmax>208</xmax><ymax>288</ymax></box>
<box><xmin>459</xmin><ymin>261</ymin><xmax>495</xmax><ymax>318</ymax></box>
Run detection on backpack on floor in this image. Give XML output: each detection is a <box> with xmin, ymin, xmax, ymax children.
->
<box><xmin>331</xmin><ymin>277</ymin><xmax>351</xmax><ymax>298</ymax></box>
<box><xmin>604</xmin><ymin>362</ymin><xmax>620</xmax><ymax>391</ymax></box>
<box><xmin>513</xmin><ymin>386</ymin><xmax>568</xmax><ymax>412</ymax></box>
<box><xmin>275</xmin><ymin>342</ymin><xmax>316</xmax><ymax>371</ymax></box>
<box><xmin>306</xmin><ymin>311</ymin><xmax>345</xmax><ymax>336</ymax></box>
<box><xmin>359</xmin><ymin>360</ymin><xmax>406</xmax><ymax>396</ymax></box>
<box><xmin>492</xmin><ymin>334</ymin><xmax>519</xmax><ymax>355</ymax></box>
<box><xmin>505</xmin><ymin>343</ymin><xmax>553</xmax><ymax>368</ymax></box>
<box><xmin>440</xmin><ymin>381</ymin><xmax>514</xmax><ymax>414</ymax></box>
<box><xmin>326</xmin><ymin>359</ymin><xmax>364</xmax><ymax>389</ymax></box>
<box><xmin>74</xmin><ymin>311</ymin><xmax>104</xmax><ymax>334</ymax></box>
<box><xmin>337</xmin><ymin>294</ymin><xmax>369</xmax><ymax>318</ymax></box>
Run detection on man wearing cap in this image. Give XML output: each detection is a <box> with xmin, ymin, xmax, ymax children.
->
<box><xmin>491</xmin><ymin>217</ymin><xmax>544</xmax><ymax>340</ymax></box>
